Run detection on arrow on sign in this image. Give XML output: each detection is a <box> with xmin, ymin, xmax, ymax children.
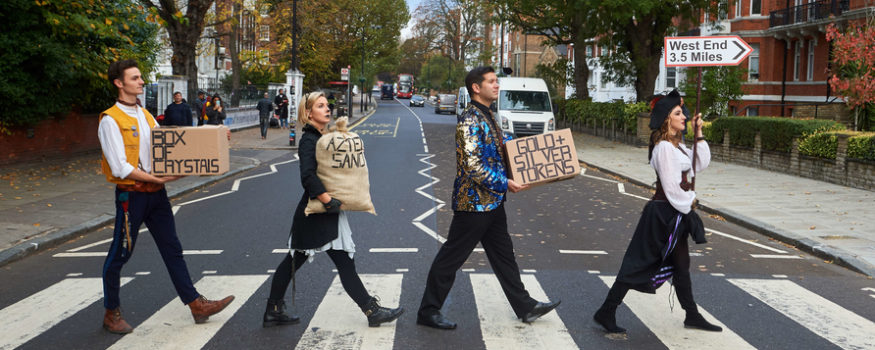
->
<box><xmin>664</xmin><ymin>36</ymin><xmax>753</xmax><ymax>67</ymax></box>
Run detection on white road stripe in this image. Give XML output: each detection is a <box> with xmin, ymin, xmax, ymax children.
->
<box><xmin>470</xmin><ymin>273</ymin><xmax>577</xmax><ymax>349</ymax></box>
<box><xmin>272</xmin><ymin>249</ymin><xmax>288</xmax><ymax>254</ymax></box>
<box><xmin>395</xmin><ymin>268</ymin><xmax>409</xmax><ymax>272</ymax></box>
<box><xmin>706</xmin><ymin>229</ymin><xmax>787</xmax><ymax>253</ymax></box>
<box><xmin>559</xmin><ymin>249</ymin><xmax>608</xmax><ymax>255</ymax></box>
<box><xmin>108</xmin><ymin>275</ymin><xmax>268</xmax><ymax>350</ymax></box>
<box><xmin>473</xmin><ymin>248</ymin><xmax>485</xmax><ymax>252</ymax></box>
<box><xmin>462</xmin><ymin>268</ymin><xmax>476</xmax><ymax>272</ymax></box>
<box><xmin>53</xmin><ymin>250</ymin><xmax>223</xmax><ymax>258</ymax></box>
<box><xmin>599</xmin><ymin>276</ymin><xmax>754</xmax><ymax>349</ymax></box>
<box><xmin>750</xmin><ymin>254</ymin><xmax>802</xmax><ymax>259</ymax></box>
<box><xmin>135</xmin><ymin>271</ymin><xmax>151</xmax><ymax>276</ymax></box>
<box><xmin>0</xmin><ymin>277</ymin><xmax>133</xmax><ymax>350</ymax></box>
<box><xmin>369</xmin><ymin>248</ymin><xmax>418</xmax><ymax>253</ymax></box>
<box><xmin>771</xmin><ymin>274</ymin><xmax>788</xmax><ymax>278</ymax></box>
<box><xmin>587</xmin><ymin>270</ymin><xmax>601</xmax><ymax>274</ymax></box>
<box><xmin>729</xmin><ymin>278</ymin><xmax>875</xmax><ymax>350</ymax></box>
<box><xmin>711</xmin><ymin>273</ymin><xmax>726</xmax><ymax>277</ymax></box>
<box><xmin>66</xmin><ymin>238</ymin><xmax>113</xmax><ymax>252</ymax></box>
<box><xmin>522</xmin><ymin>269</ymin><xmax>537</xmax><ymax>274</ymax></box>
<box><xmin>66</xmin><ymin>272</ymin><xmax>83</xmax><ymax>277</ymax></box>
<box><xmin>296</xmin><ymin>274</ymin><xmax>403</xmax><ymax>350</ymax></box>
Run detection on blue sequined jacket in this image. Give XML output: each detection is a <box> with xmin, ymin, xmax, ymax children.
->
<box><xmin>452</xmin><ymin>102</ymin><xmax>512</xmax><ymax>212</ymax></box>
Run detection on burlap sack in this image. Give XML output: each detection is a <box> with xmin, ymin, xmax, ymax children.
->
<box><xmin>305</xmin><ymin>117</ymin><xmax>376</xmax><ymax>216</ymax></box>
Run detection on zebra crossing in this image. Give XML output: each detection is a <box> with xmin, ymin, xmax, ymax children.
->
<box><xmin>1</xmin><ymin>272</ymin><xmax>873</xmax><ymax>350</ymax></box>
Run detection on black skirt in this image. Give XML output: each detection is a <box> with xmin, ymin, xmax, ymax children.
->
<box><xmin>616</xmin><ymin>200</ymin><xmax>705</xmax><ymax>293</ymax></box>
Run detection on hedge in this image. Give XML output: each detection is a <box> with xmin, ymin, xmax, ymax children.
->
<box><xmin>704</xmin><ymin>116</ymin><xmax>844</xmax><ymax>152</ymax></box>
<box><xmin>553</xmin><ymin>98</ymin><xmax>646</xmax><ymax>134</ymax></box>
<box><xmin>799</xmin><ymin>132</ymin><xmax>875</xmax><ymax>160</ymax></box>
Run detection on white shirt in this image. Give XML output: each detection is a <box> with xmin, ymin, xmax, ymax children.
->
<box><xmin>97</xmin><ymin>102</ymin><xmax>154</xmax><ymax>179</ymax></box>
<box><xmin>650</xmin><ymin>140</ymin><xmax>711</xmax><ymax>214</ymax></box>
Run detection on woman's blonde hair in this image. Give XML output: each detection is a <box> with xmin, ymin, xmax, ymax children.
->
<box><xmin>297</xmin><ymin>91</ymin><xmax>326</xmax><ymax>126</ymax></box>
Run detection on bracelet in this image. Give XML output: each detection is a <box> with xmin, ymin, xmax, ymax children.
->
<box><xmin>695</xmin><ymin>137</ymin><xmax>705</xmax><ymax>141</ymax></box>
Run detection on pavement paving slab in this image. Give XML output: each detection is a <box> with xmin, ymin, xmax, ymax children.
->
<box><xmin>571</xmin><ymin>131</ymin><xmax>875</xmax><ymax>277</ymax></box>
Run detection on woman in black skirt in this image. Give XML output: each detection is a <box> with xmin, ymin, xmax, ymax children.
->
<box><xmin>593</xmin><ymin>89</ymin><xmax>722</xmax><ymax>334</ymax></box>
<box><xmin>262</xmin><ymin>91</ymin><xmax>403</xmax><ymax>328</ymax></box>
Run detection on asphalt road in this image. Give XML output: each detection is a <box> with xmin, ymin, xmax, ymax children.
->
<box><xmin>1</xmin><ymin>98</ymin><xmax>873</xmax><ymax>350</ymax></box>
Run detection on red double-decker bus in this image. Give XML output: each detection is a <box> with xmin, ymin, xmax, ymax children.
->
<box><xmin>397</xmin><ymin>74</ymin><xmax>414</xmax><ymax>99</ymax></box>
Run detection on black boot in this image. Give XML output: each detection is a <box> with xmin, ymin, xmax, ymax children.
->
<box><xmin>593</xmin><ymin>305</ymin><xmax>626</xmax><ymax>333</ymax></box>
<box><xmin>263</xmin><ymin>299</ymin><xmax>300</xmax><ymax>327</ymax></box>
<box><xmin>361</xmin><ymin>296</ymin><xmax>404</xmax><ymax>327</ymax></box>
<box><xmin>594</xmin><ymin>282</ymin><xmax>629</xmax><ymax>333</ymax></box>
<box><xmin>684</xmin><ymin>311</ymin><xmax>722</xmax><ymax>332</ymax></box>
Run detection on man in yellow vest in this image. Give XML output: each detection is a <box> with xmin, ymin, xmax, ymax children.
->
<box><xmin>97</xmin><ymin>59</ymin><xmax>234</xmax><ymax>334</ymax></box>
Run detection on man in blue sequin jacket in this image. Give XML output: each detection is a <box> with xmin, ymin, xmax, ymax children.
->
<box><xmin>417</xmin><ymin>66</ymin><xmax>561</xmax><ymax>330</ymax></box>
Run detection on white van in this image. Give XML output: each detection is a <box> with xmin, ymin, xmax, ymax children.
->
<box><xmin>456</xmin><ymin>86</ymin><xmax>470</xmax><ymax>117</ymax></box>
<box><xmin>494</xmin><ymin>77</ymin><xmax>555</xmax><ymax>138</ymax></box>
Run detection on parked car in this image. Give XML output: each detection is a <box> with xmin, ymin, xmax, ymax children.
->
<box><xmin>435</xmin><ymin>94</ymin><xmax>457</xmax><ymax>114</ymax></box>
<box><xmin>494</xmin><ymin>77</ymin><xmax>555</xmax><ymax>137</ymax></box>
<box><xmin>409</xmin><ymin>95</ymin><xmax>425</xmax><ymax>107</ymax></box>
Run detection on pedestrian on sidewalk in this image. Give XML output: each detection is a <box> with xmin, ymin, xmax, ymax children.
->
<box><xmin>416</xmin><ymin>66</ymin><xmax>560</xmax><ymax>330</ymax></box>
<box><xmin>593</xmin><ymin>89</ymin><xmax>722</xmax><ymax>334</ymax></box>
<box><xmin>262</xmin><ymin>91</ymin><xmax>403</xmax><ymax>328</ymax></box>
<box><xmin>194</xmin><ymin>91</ymin><xmax>207</xmax><ymax>126</ymax></box>
<box><xmin>256</xmin><ymin>92</ymin><xmax>274</xmax><ymax>139</ymax></box>
<box><xmin>206</xmin><ymin>95</ymin><xmax>226</xmax><ymax>125</ymax></box>
<box><xmin>97</xmin><ymin>59</ymin><xmax>234</xmax><ymax>334</ymax></box>
<box><xmin>161</xmin><ymin>91</ymin><xmax>194</xmax><ymax>126</ymax></box>
<box><xmin>275</xmin><ymin>88</ymin><xmax>290</xmax><ymax>129</ymax></box>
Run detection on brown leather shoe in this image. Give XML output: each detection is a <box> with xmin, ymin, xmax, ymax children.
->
<box><xmin>103</xmin><ymin>308</ymin><xmax>133</xmax><ymax>334</ymax></box>
<box><xmin>188</xmin><ymin>295</ymin><xmax>235</xmax><ymax>324</ymax></box>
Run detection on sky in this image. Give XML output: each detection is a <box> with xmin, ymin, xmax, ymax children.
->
<box><xmin>400</xmin><ymin>0</ymin><xmax>421</xmax><ymax>40</ymax></box>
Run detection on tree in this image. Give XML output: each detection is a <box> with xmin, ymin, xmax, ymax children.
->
<box><xmin>680</xmin><ymin>66</ymin><xmax>745</xmax><ymax>118</ymax></box>
<box><xmin>419</xmin><ymin>55</ymin><xmax>466</xmax><ymax>92</ymax></box>
<box><xmin>139</xmin><ymin>0</ymin><xmax>215</xmax><ymax>103</ymax></box>
<box><xmin>826</xmin><ymin>21</ymin><xmax>875</xmax><ymax>131</ymax></box>
<box><xmin>492</xmin><ymin>0</ymin><xmax>595</xmax><ymax>99</ymax></box>
<box><xmin>0</xmin><ymin>0</ymin><xmax>159</xmax><ymax>131</ymax></box>
<box><xmin>595</xmin><ymin>0</ymin><xmax>723</xmax><ymax>101</ymax></box>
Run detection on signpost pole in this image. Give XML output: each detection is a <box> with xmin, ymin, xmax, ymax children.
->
<box><xmin>692</xmin><ymin>66</ymin><xmax>702</xmax><ymax>190</ymax></box>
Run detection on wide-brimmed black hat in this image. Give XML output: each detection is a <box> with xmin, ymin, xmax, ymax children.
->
<box><xmin>649</xmin><ymin>89</ymin><xmax>682</xmax><ymax>130</ymax></box>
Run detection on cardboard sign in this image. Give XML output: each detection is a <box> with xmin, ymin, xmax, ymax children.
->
<box><xmin>505</xmin><ymin>129</ymin><xmax>579</xmax><ymax>186</ymax></box>
<box><xmin>151</xmin><ymin>125</ymin><xmax>229</xmax><ymax>176</ymax></box>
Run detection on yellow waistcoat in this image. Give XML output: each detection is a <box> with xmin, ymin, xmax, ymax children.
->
<box><xmin>100</xmin><ymin>105</ymin><xmax>158</xmax><ymax>185</ymax></box>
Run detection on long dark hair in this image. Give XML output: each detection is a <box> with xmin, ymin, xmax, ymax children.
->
<box><xmin>648</xmin><ymin>112</ymin><xmax>682</xmax><ymax>161</ymax></box>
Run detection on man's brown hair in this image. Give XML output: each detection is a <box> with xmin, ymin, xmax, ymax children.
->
<box><xmin>107</xmin><ymin>59</ymin><xmax>139</xmax><ymax>85</ymax></box>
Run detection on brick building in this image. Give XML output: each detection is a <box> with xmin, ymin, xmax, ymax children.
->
<box><xmin>729</xmin><ymin>0</ymin><xmax>870</xmax><ymax>122</ymax></box>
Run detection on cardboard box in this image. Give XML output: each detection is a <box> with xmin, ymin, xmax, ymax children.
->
<box><xmin>151</xmin><ymin>125</ymin><xmax>229</xmax><ymax>176</ymax></box>
<box><xmin>505</xmin><ymin>129</ymin><xmax>580</xmax><ymax>186</ymax></box>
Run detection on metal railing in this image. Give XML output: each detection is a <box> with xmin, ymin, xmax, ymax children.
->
<box><xmin>769</xmin><ymin>0</ymin><xmax>850</xmax><ymax>27</ymax></box>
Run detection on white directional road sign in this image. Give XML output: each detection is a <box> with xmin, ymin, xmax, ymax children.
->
<box><xmin>341</xmin><ymin>67</ymin><xmax>349</xmax><ymax>81</ymax></box>
<box><xmin>664</xmin><ymin>36</ymin><xmax>753</xmax><ymax>67</ymax></box>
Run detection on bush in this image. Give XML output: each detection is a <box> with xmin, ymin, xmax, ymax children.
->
<box><xmin>848</xmin><ymin>133</ymin><xmax>875</xmax><ymax>160</ymax></box>
<box><xmin>706</xmin><ymin>116</ymin><xmax>845</xmax><ymax>152</ymax></box>
<box><xmin>798</xmin><ymin>133</ymin><xmax>838</xmax><ymax>159</ymax></box>
<box><xmin>797</xmin><ymin>131</ymin><xmax>875</xmax><ymax>160</ymax></box>
<box><xmin>557</xmin><ymin>99</ymin><xmax>644</xmax><ymax>133</ymax></box>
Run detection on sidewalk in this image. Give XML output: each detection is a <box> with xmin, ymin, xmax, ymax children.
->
<box><xmin>0</xmin><ymin>96</ymin><xmax>376</xmax><ymax>267</ymax></box>
<box><xmin>572</xmin><ymin>131</ymin><xmax>875</xmax><ymax>277</ymax></box>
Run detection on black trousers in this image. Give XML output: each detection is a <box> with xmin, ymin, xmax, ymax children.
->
<box><xmin>102</xmin><ymin>188</ymin><xmax>199</xmax><ymax>309</ymax></box>
<box><xmin>602</xmin><ymin>236</ymin><xmax>697</xmax><ymax>312</ymax></box>
<box><xmin>269</xmin><ymin>249</ymin><xmax>371</xmax><ymax>307</ymax></box>
<box><xmin>419</xmin><ymin>204</ymin><xmax>537</xmax><ymax>318</ymax></box>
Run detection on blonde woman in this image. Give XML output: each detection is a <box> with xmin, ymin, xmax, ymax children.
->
<box><xmin>593</xmin><ymin>89</ymin><xmax>722</xmax><ymax>334</ymax></box>
<box><xmin>263</xmin><ymin>92</ymin><xmax>403</xmax><ymax>327</ymax></box>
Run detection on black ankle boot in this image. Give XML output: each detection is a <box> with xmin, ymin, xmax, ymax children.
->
<box><xmin>593</xmin><ymin>305</ymin><xmax>626</xmax><ymax>333</ymax></box>
<box><xmin>361</xmin><ymin>296</ymin><xmax>404</xmax><ymax>327</ymax></box>
<box><xmin>684</xmin><ymin>311</ymin><xmax>722</xmax><ymax>332</ymax></box>
<box><xmin>263</xmin><ymin>299</ymin><xmax>300</xmax><ymax>327</ymax></box>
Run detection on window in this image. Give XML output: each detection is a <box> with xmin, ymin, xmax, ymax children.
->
<box><xmin>735</xmin><ymin>0</ymin><xmax>742</xmax><ymax>17</ymax></box>
<box><xmin>793</xmin><ymin>41</ymin><xmax>801</xmax><ymax>81</ymax></box>
<box><xmin>667</xmin><ymin>67</ymin><xmax>677</xmax><ymax>88</ymax></box>
<box><xmin>748</xmin><ymin>44</ymin><xmax>760</xmax><ymax>80</ymax></box>
<box><xmin>807</xmin><ymin>40</ymin><xmax>815</xmax><ymax>81</ymax></box>
<box><xmin>600</xmin><ymin>72</ymin><xmax>607</xmax><ymax>89</ymax></box>
<box><xmin>586</xmin><ymin>46</ymin><xmax>593</xmax><ymax>58</ymax></box>
<box><xmin>588</xmin><ymin>71</ymin><xmax>595</xmax><ymax>87</ymax></box>
<box><xmin>751</xmin><ymin>0</ymin><xmax>761</xmax><ymax>15</ymax></box>
<box><xmin>746</xmin><ymin>106</ymin><xmax>759</xmax><ymax>116</ymax></box>
<box><xmin>259</xmin><ymin>25</ymin><xmax>269</xmax><ymax>41</ymax></box>
<box><xmin>260</xmin><ymin>49</ymin><xmax>269</xmax><ymax>64</ymax></box>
